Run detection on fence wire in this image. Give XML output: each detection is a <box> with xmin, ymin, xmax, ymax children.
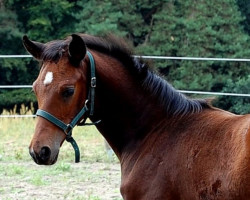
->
<box><xmin>2</xmin><ymin>54</ymin><xmax>250</xmax><ymax>62</ymax></box>
<box><xmin>0</xmin><ymin>55</ymin><xmax>249</xmax><ymax>118</ymax></box>
<box><xmin>0</xmin><ymin>85</ymin><xmax>249</xmax><ymax>97</ymax></box>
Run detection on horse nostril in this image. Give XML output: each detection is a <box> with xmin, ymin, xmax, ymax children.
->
<box><xmin>29</xmin><ymin>149</ymin><xmax>38</xmax><ymax>162</ymax></box>
<box><xmin>39</xmin><ymin>146</ymin><xmax>51</xmax><ymax>162</ymax></box>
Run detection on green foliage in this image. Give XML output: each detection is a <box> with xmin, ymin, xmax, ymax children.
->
<box><xmin>214</xmin><ymin>75</ymin><xmax>250</xmax><ymax>114</ymax></box>
<box><xmin>0</xmin><ymin>3</ymin><xmax>39</xmax><ymax>112</ymax></box>
<box><xmin>0</xmin><ymin>89</ymin><xmax>36</xmax><ymax>112</ymax></box>
<box><xmin>237</xmin><ymin>0</ymin><xmax>250</xmax><ymax>34</ymax></box>
<box><xmin>138</xmin><ymin>0</ymin><xmax>250</xmax><ymax>113</ymax></box>
<box><xmin>74</xmin><ymin>1</ymin><xmax>125</xmax><ymax>36</ymax></box>
<box><xmin>9</xmin><ymin>0</ymin><xmax>79</xmax><ymax>40</ymax></box>
<box><xmin>0</xmin><ymin>0</ymin><xmax>77</xmax><ymax>112</ymax></box>
<box><xmin>0</xmin><ymin>0</ymin><xmax>249</xmax><ymax>114</ymax></box>
<box><xmin>74</xmin><ymin>0</ymin><xmax>163</xmax><ymax>45</ymax></box>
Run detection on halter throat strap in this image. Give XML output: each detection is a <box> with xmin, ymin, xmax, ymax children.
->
<box><xmin>36</xmin><ymin>51</ymin><xmax>96</xmax><ymax>163</ymax></box>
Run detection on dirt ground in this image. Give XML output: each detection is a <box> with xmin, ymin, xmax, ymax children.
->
<box><xmin>0</xmin><ymin>161</ymin><xmax>123</xmax><ymax>200</ymax></box>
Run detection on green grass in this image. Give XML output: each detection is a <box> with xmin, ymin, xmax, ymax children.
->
<box><xmin>0</xmin><ymin>116</ymin><xmax>118</xmax><ymax>163</ymax></box>
<box><xmin>0</xmin><ymin>116</ymin><xmax>122</xmax><ymax>200</ymax></box>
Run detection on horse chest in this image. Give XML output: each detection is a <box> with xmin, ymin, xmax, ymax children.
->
<box><xmin>120</xmin><ymin>152</ymin><xmax>180</xmax><ymax>200</ymax></box>
<box><xmin>120</xmin><ymin>167</ymin><xmax>174</xmax><ymax>200</ymax></box>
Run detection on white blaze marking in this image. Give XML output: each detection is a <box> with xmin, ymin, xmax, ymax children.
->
<box><xmin>43</xmin><ymin>72</ymin><xmax>53</xmax><ymax>85</ymax></box>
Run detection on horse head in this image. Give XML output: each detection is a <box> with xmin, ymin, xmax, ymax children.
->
<box><xmin>23</xmin><ymin>34</ymin><xmax>90</xmax><ymax>165</ymax></box>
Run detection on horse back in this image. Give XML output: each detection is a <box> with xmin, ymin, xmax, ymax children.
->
<box><xmin>169</xmin><ymin>109</ymin><xmax>250</xmax><ymax>199</ymax></box>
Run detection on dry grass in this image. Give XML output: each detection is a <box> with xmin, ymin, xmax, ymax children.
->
<box><xmin>0</xmin><ymin>108</ymin><xmax>122</xmax><ymax>200</ymax></box>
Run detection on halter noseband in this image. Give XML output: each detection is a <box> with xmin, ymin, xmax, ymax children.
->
<box><xmin>36</xmin><ymin>51</ymin><xmax>97</xmax><ymax>163</ymax></box>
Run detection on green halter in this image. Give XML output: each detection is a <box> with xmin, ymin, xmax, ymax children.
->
<box><xmin>36</xmin><ymin>51</ymin><xmax>97</xmax><ymax>163</ymax></box>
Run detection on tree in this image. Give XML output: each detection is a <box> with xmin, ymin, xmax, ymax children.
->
<box><xmin>215</xmin><ymin>75</ymin><xmax>250</xmax><ymax>114</ymax></box>
<box><xmin>74</xmin><ymin>0</ymin><xmax>163</xmax><ymax>45</ymax></box>
<box><xmin>138</xmin><ymin>0</ymin><xmax>250</xmax><ymax>113</ymax></box>
<box><xmin>237</xmin><ymin>0</ymin><xmax>250</xmax><ymax>35</ymax></box>
<box><xmin>9</xmin><ymin>0</ymin><xmax>79</xmax><ymax>41</ymax></box>
<box><xmin>0</xmin><ymin>0</ymin><xmax>79</xmax><ymax>112</ymax></box>
<box><xmin>0</xmin><ymin>2</ymin><xmax>37</xmax><ymax>112</ymax></box>
<box><xmin>0</xmin><ymin>0</ymin><xmax>249</xmax><ymax>114</ymax></box>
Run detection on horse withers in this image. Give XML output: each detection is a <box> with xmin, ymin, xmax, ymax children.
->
<box><xmin>23</xmin><ymin>34</ymin><xmax>250</xmax><ymax>199</ymax></box>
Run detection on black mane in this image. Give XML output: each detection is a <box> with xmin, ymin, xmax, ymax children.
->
<box><xmin>132</xmin><ymin>57</ymin><xmax>209</xmax><ymax>116</ymax></box>
<box><xmin>41</xmin><ymin>34</ymin><xmax>209</xmax><ymax>116</ymax></box>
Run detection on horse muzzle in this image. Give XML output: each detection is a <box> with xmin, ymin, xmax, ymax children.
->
<box><xmin>29</xmin><ymin>146</ymin><xmax>58</xmax><ymax>165</ymax></box>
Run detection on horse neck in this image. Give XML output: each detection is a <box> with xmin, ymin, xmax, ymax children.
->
<box><xmin>89</xmin><ymin>52</ymin><xmax>166</xmax><ymax>159</ymax></box>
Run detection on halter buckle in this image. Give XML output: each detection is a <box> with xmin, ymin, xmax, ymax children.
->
<box><xmin>84</xmin><ymin>99</ymin><xmax>89</xmax><ymax>108</ymax></box>
<box><xmin>91</xmin><ymin>77</ymin><xmax>96</xmax><ymax>88</ymax></box>
<box><xmin>64</xmin><ymin>124</ymin><xmax>73</xmax><ymax>135</ymax></box>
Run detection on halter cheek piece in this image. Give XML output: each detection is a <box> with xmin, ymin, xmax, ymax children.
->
<box><xmin>36</xmin><ymin>51</ymin><xmax>99</xmax><ymax>163</ymax></box>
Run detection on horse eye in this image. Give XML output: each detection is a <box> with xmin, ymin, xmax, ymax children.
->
<box><xmin>62</xmin><ymin>87</ymin><xmax>75</xmax><ymax>98</ymax></box>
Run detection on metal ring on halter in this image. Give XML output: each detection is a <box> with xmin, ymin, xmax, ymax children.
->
<box><xmin>91</xmin><ymin>77</ymin><xmax>97</xmax><ymax>88</ymax></box>
<box><xmin>84</xmin><ymin>99</ymin><xmax>89</xmax><ymax>109</ymax></box>
<box><xmin>64</xmin><ymin>124</ymin><xmax>73</xmax><ymax>135</ymax></box>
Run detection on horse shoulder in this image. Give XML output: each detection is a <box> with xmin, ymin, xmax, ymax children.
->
<box><xmin>240</xmin><ymin>114</ymin><xmax>250</xmax><ymax>163</ymax></box>
<box><xmin>120</xmin><ymin>110</ymin><xmax>250</xmax><ymax>199</ymax></box>
<box><xmin>120</xmin><ymin>128</ymin><xmax>180</xmax><ymax>200</ymax></box>
<box><xmin>223</xmin><ymin>113</ymin><xmax>250</xmax><ymax>197</ymax></box>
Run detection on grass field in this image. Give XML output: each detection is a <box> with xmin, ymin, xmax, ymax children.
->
<box><xmin>0</xmin><ymin>114</ymin><xmax>122</xmax><ymax>200</ymax></box>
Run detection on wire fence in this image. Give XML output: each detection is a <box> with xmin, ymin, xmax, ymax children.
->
<box><xmin>134</xmin><ymin>55</ymin><xmax>250</xmax><ymax>62</ymax></box>
<box><xmin>2</xmin><ymin>54</ymin><xmax>250</xmax><ymax>62</ymax></box>
<box><xmin>0</xmin><ymin>115</ymin><xmax>35</xmax><ymax>118</ymax></box>
<box><xmin>0</xmin><ymin>85</ymin><xmax>32</xmax><ymax>88</ymax></box>
<box><xmin>0</xmin><ymin>55</ymin><xmax>32</xmax><ymax>58</ymax></box>
<box><xmin>0</xmin><ymin>85</ymin><xmax>249</xmax><ymax>97</ymax></box>
<box><xmin>0</xmin><ymin>55</ymin><xmax>249</xmax><ymax>118</ymax></box>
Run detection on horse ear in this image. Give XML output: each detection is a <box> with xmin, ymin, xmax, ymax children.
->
<box><xmin>22</xmin><ymin>35</ymin><xmax>45</xmax><ymax>60</ymax></box>
<box><xmin>68</xmin><ymin>34</ymin><xmax>86</xmax><ymax>67</ymax></box>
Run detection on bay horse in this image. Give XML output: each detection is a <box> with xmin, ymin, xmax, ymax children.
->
<box><xmin>23</xmin><ymin>34</ymin><xmax>250</xmax><ymax>200</ymax></box>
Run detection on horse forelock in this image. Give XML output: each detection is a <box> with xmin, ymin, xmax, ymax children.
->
<box><xmin>41</xmin><ymin>40</ymin><xmax>68</xmax><ymax>63</ymax></box>
<box><xmin>40</xmin><ymin>34</ymin><xmax>134</xmax><ymax>64</ymax></box>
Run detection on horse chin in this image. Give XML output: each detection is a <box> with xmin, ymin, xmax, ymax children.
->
<box><xmin>35</xmin><ymin>153</ymin><xmax>59</xmax><ymax>165</ymax></box>
<box><xmin>46</xmin><ymin>153</ymin><xmax>59</xmax><ymax>165</ymax></box>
